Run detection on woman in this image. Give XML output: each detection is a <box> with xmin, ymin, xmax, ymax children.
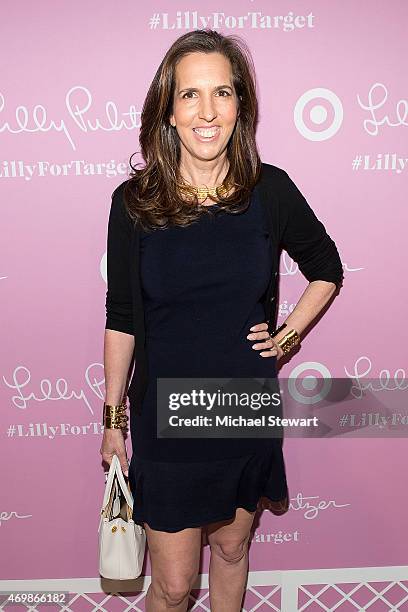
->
<box><xmin>100</xmin><ymin>29</ymin><xmax>343</xmax><ymax>612</ymax></box>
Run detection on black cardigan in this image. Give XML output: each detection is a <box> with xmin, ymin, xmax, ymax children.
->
<box><xmin>105</xmin><ymin>162</ymin><xmax>344</xmax><ymax>414</ymax></box>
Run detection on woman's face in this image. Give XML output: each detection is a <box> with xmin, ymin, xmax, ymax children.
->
<box><xmin>169</xmin><ymin>52</ymin><xmax>240</xmax><ymax>163</ymax></box>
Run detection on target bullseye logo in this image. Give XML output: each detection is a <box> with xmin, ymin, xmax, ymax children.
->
<box><xmin>288</xmin><ymin>362</ymin><xmax>332</xmax><ymax>404</ymax></box>
<box><xmin>294</xmin><ymin>88</ymin><xmax>343</xmax><ymax>141</ymax></box>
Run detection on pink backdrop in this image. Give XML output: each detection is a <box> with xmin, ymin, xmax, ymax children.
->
<box><xmin>1</xmin><ymin>0</ymin><xmax>407</xmax><ymax>591</ymax></box>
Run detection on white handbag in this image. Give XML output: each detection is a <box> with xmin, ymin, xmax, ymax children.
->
<box><xmin>98</xmin><ymin>453</ymin><xmax>146</xmax><ymax>580</ymax></box>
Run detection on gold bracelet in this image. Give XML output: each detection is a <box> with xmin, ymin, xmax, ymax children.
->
<box><xmin>103</xmin><ymin>402</ymin><xmax>127</xmax><ymax>418</ymax></box>
<box><xmin>277</xmin><ymin>329</ymin><xmax>300</xmax><ymax>355</ymax></box>
<box><xmin>103</xmin><ymin>402</ymin><xmax>127</xmax><ymax>411</ymax></box>
<box><xmin>103</xmin><ymin>401</ymin><xmax>128</xmax><ymax>429</ymax></box>
<box><xmin>104</xmin><ymin>401</ymin><xmax>127</xmax><ymax>410</ymax></box>
<box><xmin>103</xmin><ymin>413</ymin><xmax>128</xmax><ymax>429</ymax></box>
<box><xmin>103</xmin><ymin>414</ymin><xmax>128</xmax><ymax>428</ymax></box>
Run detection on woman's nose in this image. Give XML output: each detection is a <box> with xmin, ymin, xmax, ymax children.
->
<box><xmin>198</xmin><ymin>95</ymin><xmax>217</xmax><ymax>122</ymax></box>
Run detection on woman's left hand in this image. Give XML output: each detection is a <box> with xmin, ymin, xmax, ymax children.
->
<box><xmin>247</xmin><ymin>322</ymin><xmax>285</xmax><ymax>359</ymax></box>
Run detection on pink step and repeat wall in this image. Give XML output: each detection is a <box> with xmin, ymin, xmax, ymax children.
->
<box><xmin>1</xmin><ymin>0</ymin><xmax>407</xmax><ymax>597</ymax></box>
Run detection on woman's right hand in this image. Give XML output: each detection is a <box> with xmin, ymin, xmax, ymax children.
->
<box><xmin>100</xmin><ymin>428</ymin><xmax>129</xmax><ymax>477</ymax></box>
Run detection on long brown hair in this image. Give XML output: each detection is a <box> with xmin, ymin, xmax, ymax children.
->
<box><xmin>124</xmin><ymin>28</ymin><xmax>262</xmax><ymax>232</ymax></box>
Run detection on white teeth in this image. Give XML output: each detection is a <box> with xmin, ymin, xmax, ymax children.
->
<box><xmin>193</xmin><ymin>127</ymin><xmax>219</xmax><ymax>137</ymax></box>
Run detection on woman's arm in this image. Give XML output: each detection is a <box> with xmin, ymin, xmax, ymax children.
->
<box><xmin>278</xmin><ymin>169</ymin><xmax>344</xmax><ymax>289</ymax></box>
<box><xmin>104</xmin><ymin>329</ymin><xmax>135</xmax><ymax>405</ymax></box>
<box><xmin>102</xmin><ymin>333</ymin><xmax>133</xmax><ymax>476</ymax></box>
<box><xmin>250</xmin><ymin>280</ymin><xmax>339</xmax><ymax>358</ymax></box>
<box><xmin>249</xmin><ymin>169</ymin><xmax>343</xmax><ymax>358</ymax></box>
<box><xmin>104</xmin><ymin>182</ymin><xmax>135</xmax><ymax>398</ymax></box>
<box><xmin>277</xmin><ymin>170</ymin><xmax>343</xmax><ymax>350</ymax></box>
<box><xmin>268</xmin><ymin>280</ymin><xmax>337</xmax><ymax>357</ymax></box>
<box><xmin>101</xmin><ymin>183</ymin><xmax>135</xmax><ymax>475</ymax></box>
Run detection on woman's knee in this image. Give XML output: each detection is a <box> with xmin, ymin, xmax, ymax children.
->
<box><xmin>151</xmin><ymin>576</ymin><xmax>194</xmax><ymax>607</ymax></box>
<box><xmin>210</xmin><ymin>534</ymin><xmax>250</xmax><ymax>564</ymax></box>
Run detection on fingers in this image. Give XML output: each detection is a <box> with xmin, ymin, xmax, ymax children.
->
<box><xmin>100</xmin><ymin>430</ymin><xmax>129</xmax><ymax>477</ymax></box>
<box><xmin>118</xmin><ymin>453</ymin><xmax>129</xmax><ymax>478</ymax></box>
<box><xmin>248</xmin><ymin>322</ymin><xmax>269</xmax><ymax>333</ymax></box>
<box><xmin>247</xmin><ymin>327</ymin><xmax>277</xmax><ymax>357</ymax></box>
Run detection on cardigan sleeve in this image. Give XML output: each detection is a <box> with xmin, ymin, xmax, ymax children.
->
<box><xmin>105</xmin><ymin>183</ymin><xmax>134</xmax><ymax>335</ymax></box>
<box><xmin>278</xmin><ymin>170</ymin><xmax>344</xmax><ymax>290</ymax></box>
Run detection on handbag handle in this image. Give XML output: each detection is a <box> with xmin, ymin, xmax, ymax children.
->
<box><xmin>101</xmin><ymin>454</ymin><xmax>134</xmax><ymax>514</ymax></box>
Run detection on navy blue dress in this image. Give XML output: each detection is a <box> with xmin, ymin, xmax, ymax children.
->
<box><xmin>128</xmin><ymin>189</ymin><xmax>288</xmax><ymax>532</ymax></box>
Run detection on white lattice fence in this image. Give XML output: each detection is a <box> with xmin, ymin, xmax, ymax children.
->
<box><xmin>1</xmin><ymin>567</ymin><xmax>408</xmax><ymax>611</ymax></box>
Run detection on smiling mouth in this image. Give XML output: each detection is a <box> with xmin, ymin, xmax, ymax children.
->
<box><xmin>192</xmin><ymin>126</ymin><xmax>221</xmax><ymax>140</ymax></box>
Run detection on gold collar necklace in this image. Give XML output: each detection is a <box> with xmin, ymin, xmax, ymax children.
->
<box><xmin>177</xmin><ymin>178</ymin><xmax>230</xmax><ymax>200</ymax></box>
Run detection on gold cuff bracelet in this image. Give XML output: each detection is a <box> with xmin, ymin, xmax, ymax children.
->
<box><xmin>277</xmin><ymin>329</ymin><xmax>300</xmax><ymax>355</ymax></box>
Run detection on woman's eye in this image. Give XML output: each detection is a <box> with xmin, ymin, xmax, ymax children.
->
<box><xmin>181</xmin><ymin>90</ymin><xmax>231</xmax><ymax>99</ymax></box>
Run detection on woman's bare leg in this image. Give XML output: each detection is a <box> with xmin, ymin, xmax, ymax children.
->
<box><xmin>206</xmin><ymin>507</ymin><xmax>256</xmax><ymax>611</ymax></box>
<box><xmin>144</xmin><ymin>522</ymin><xmax>202</xmax><ymax>611</ymax></box>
